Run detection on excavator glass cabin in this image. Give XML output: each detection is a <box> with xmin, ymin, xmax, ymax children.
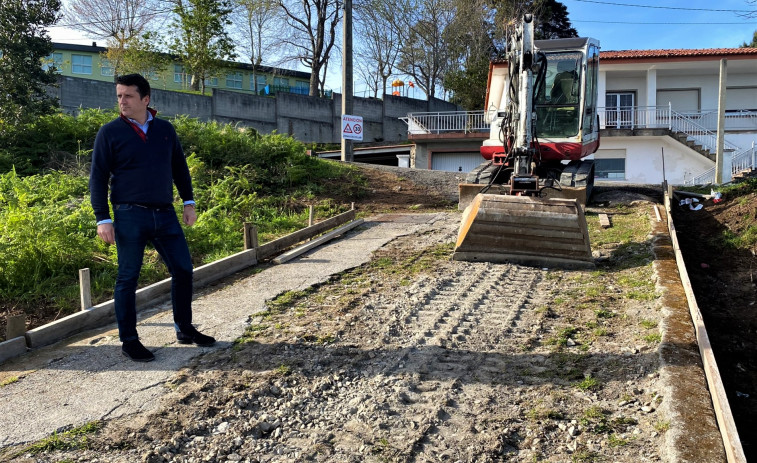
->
<box><xmin>533</xmin><ymin>38</ymin><xmax>600</xmax><ymax>149</ymax></box>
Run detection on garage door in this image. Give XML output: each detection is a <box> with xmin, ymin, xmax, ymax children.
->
<box><xmin>431</xmin><ymin>152</ymin><xmax>483</xmax><ymax>173</ymax></box>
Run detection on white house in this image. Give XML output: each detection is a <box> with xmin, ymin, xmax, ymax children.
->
<box><xmin>406</xmin><ymin>47</ymin><xmax>757</xmax><ymax>185</ymax></box>
<box><xmin>597</xmin><ymin>47</ymin><xmax>757</xmax><ymax>185</ymax></box>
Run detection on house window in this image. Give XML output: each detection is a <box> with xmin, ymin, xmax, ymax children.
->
<box><xmin>71</xmin><ymin>54</ymin><xmax>92</xmax><ymax>75</ymax></box>
<box><xmin>101</xmin><ymin>59</ymin><xmax>114</xmax><ymax>76</ymax></box>
<box><xmin>657</xmin><ymin>89</ymin><xmax>700</xmax><ymax>113</ymax></box>
<box><xmin>252</xmin><ymin>75</ymin><xmax>267</xmax><ymax>91</ymax></box>
<box><xmin>42</xmin><ymin>52</ymin><xmax>63</xmax><ymax>72</ymax></box>
<box><xmin>726</xmin><ymin>87</ymin><xmax>757</xmax><ymax>111</ymax></box>
<box><xmin>174</xmin><ymin>64</ymin><xmax>188</xmax><ymax>84</ymax></box>
<box><xmin>294</xmin><ymin>80</ymin><xmax>309</xmax><ymax>95</ymax></box>
<box><xmin>226</xmin><ymin>72</ymin><xmax>243</xmax><ymax>89</ymax></box>
<box><xmin>595</xmin><ymin>158</ymin><xmax>626</xmax><ymax>180</ymax></box>
<box><xmin>143</xmin><ymin>70</ymin><xmax>159</xmax><ymax>80</ymax></box>
<box><xmin>274</xmin><ymin>77</ymin><xmax>289</xmax><ymax>88</ymax></box>
<box><xmin>205</xmin><ymin>76</ymin><xmax>219</xmax><ymax>87</ymax></box>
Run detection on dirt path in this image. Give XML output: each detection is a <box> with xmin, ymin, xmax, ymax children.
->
<box><xmin>3</xmin><ymin>201</ymin><xmax>722</xmax><ymax>463</ymax></box>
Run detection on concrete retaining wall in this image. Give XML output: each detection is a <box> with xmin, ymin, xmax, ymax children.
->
<box><xmin>56</xmin><ymin>77</ymin><xmax>459</xmax><ymax>144</ymax></box>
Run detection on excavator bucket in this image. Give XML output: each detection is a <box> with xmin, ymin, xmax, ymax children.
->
<box><xmin>453</xmin><ymin>194</ymin><xmax>594</xmax><ymax>269</ymax></box>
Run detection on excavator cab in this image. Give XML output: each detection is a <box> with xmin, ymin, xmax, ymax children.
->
<box><xmin>534</xmin><ymin>39</ymin><xmax>600</xmax><ymax>160</ymax></box>
<box><xmin>454</xmin><ymin>16</ymin><xmax>599</xmax><ymax>269</ymax></box>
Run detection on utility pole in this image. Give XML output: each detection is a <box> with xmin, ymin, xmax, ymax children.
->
<box><xmin>341</xmin><ymin>0</ymin><xmax>354</xmax><ymax>162</ymax></box>
<box><xmin>715</xmin><ymin>58</ymin><xmax>727</xmax><ymax>184</ymax></box>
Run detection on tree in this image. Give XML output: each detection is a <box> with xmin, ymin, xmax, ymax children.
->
<box><xmin>441</xmin><ymin>0</ymin><xmax>577</xmax><ymax>109</ymax></box>
<box><xmin>741</xmin><ymin>30</ymin><xmax>757</xmax><ymax>47</ymax></box>
<box><xmin>0</xmin><ymin>0</ymin><xmax>60</xmax><ymax>130</ymax></box>
<box><xmin>443</xmin><ymin>0</ymin><xmax>500</xmax><ymax>110</ymax></box>
<box><xmin>395</xmin><ymin>0</ymin><xmax>456</xmax><ymax>101</ymax></box>
<box><xmin>232</xmin><ymin>0</ymin><xmax>281</xmax><ymax>94</ymax></box>
<box><xmin>168</xmin><ymin>0</ymin><xmax>237</xmax><ymax>94</ymax></box>
<box><xmin>62</xmin><ymin>0</ymin><xmax>162</xmax><ymax>75</ymax></box>
<box><xmin>62</xmin><ymin>0</ymin><xmax>161</xmax><ymax>41</ymax></box>
<box><xmin>104</xmin><ymin>32</ymin><xmax>171</xmax><ymax>84</ymax></box>
<box><xmin>494</xmin><ymin>0</ymin><xmax>577</xmax><ymax>40</ymax></box>
<box><xmin>354</xmin><ymin>0</ymin><xmax>402</xmax><ymax>98</ymax></box>
<box><xmin>277</xmin><ymin>0</ymin><xmax>342</xmax><ymax>97</ymax></box>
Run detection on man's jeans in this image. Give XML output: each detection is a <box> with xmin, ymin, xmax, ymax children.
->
<box><xmin>113</xmin><ymin>204</ymin><xmax>193</xmax><ymax>342</ymax></box>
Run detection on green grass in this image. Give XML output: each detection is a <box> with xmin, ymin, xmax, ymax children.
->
<box><xmin>575</xmin><ymin>376</ymin><xmax>602</xmax><ymax>392</ymax></box>
<box><xmin>16</xmin><ymin>421</ymin><xmax>102</xmax><ymax>456</ymax></box>
<box><xmin>546</xmin><ymin>326</ymin><xmax>578</xmax><ymax>347</ymax></box>
<box><xmin>640</xmin><ymin>319</ymin><xmax>658</xmax><ymax>329</ymax></box>
<box><xmin>643</xmin><ymin>333</ymin><xmax>662</xmax><ymax>344</ymax></box>
<box><xmin>274</xmin><ymin>364</ymin><xmax>292</xmax><ymax>377</ymax></box>
<box><xmin>571</xmin><ymin>450</ymin><xmax>600</xmax><ymax>462</ymax></box>
<box><xmin>608</xmin><ymin>433</ymin><xmax>629</xmax><ymax>447</ymax></box>
<box><xmin>0</xmin><ymin>111</ymin><xmax>367</xmax><ymax>330</ymax></box>
<box><xmin>654</xmin><ymin>420</ymin><xmax>671</xmax><ymax>432</ymax></box>
<box><xmin>594</xmin><ymin>309</ymin><xmax>615</xmax><ymax>319</ymax></box>
<box><xmin>0</xmin><ymin>376</ymin><xmax>19</xmax><ymax>387</ymax></box>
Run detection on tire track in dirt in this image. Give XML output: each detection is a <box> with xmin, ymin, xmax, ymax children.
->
<box><xmin>320</xmin><ymin>262</ymin><xmax>549</xmax><ymax>462</ymax></box>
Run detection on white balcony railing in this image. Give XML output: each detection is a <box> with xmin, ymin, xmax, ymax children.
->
<box><xmin>401</xmin><ymin>111</ymin><xmax>489</xmax><ymax>135</ymax></box>
<box><xmin>598</xmin><ymin>105</ymin><xmax>741</xmax><ymax>153</ymax></box>
<box><xmin>401</xmin><ymin>108</ymin><xmax>755</xmax><ymax>186</ymax></box>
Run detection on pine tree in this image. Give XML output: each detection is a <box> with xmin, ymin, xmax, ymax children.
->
<box><xmin>0</xmin><ymin>0</ymin><xmax>60</xmax><ymax>130</ymax></box>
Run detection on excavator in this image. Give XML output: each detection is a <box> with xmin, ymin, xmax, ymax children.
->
<box><xmin>453</xmin><ymin>14</ymin><xmax>600</xmax><ymax>269</ymax></box>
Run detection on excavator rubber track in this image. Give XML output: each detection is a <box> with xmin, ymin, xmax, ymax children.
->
<box><xmin>453</xmin><ymin>193</ymin><xmax>594</xmax><ymax>269</ymax></box>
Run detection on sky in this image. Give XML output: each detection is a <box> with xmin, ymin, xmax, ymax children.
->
<box><xmin>47</xmin><ymin>0</ymin><xmax>757</xmax><ymax>93</ymax></box>
<box><xmin>563</xmin><ymin>0</ymin><xmax>757</xmax><ymax>51</ymax></box>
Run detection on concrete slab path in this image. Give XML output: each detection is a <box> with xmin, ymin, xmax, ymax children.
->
<box><xmin>0</xmin><ymin>213</ymin><xmax>450</xmax><ymax>448</ymax></box>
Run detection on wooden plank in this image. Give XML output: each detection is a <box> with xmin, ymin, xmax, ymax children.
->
<box><xmin>599</xmin><ymin>214</ymin><xmax>612</xmax><ymax>228</ymax></box>
<box><xmin>665</xmin><ymin>189</ymin><xmax>747</xmax><ymax>463</ymax></box>
<box><xmin>79</xmin><ymin>268</ymin><xmax>92</xmax><ymax>311</ymax></box>
<box><xmin>273</xmin><ymin>219</ymin><xmax>365</xmax><ymax>264</ymax></box>
<box><xmin>258</xmin><ymin>209</ymin><xmax>356</xmax><ymax>260</ymax></box>
<box><xmin>6</xmin><ymin>315</ymin><xmax>26</xmax><ymax>340</ymax></box>
<box><xmin>243</xmin><ymin>223</ymin><xmax>258</xmax><ymax>250</ymax></box>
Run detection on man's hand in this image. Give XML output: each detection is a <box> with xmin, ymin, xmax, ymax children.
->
<box><xmin>97</xmin><ymin>223</ymin><xmax>116</xmax><ymax>244</ymax></box>
<box><xmin>183</xmin><ymin>204</ymin><xmax>197</xmax><ymax>226</ymax></box>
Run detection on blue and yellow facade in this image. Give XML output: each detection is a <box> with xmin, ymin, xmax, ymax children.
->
<box><xmin>48</xmin><ymin>42</ymin><xmax>313</xmax><ymax>96</ymax></box>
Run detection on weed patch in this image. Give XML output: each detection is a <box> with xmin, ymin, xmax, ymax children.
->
<box><xmin>15</xmin><ymin>421</ymin><xmax>102</xmax><ymax>456</ymax></box>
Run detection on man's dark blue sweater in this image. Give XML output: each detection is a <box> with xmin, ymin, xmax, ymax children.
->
<box><xmin>89</xmin><ymin>114</ymin><xmax>194</xmax><ymax>222</ymax></box>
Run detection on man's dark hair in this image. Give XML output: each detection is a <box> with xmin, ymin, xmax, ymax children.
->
<box><xmin>116</xmin><ymin>74</ymin><xmax>151</xmax><ymax>99</ymax></box>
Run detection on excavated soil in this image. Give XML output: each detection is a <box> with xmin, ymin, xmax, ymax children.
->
<box><xmin>671</xmin><ymin>191</ymin><xmax>757</xmax><ymax>461</ymax></box>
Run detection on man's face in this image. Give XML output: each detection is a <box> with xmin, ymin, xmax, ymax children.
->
<box><xmin>116</xmin><ymin>84</ymin><xmax>149</xmax><ymax>121</ymax></box>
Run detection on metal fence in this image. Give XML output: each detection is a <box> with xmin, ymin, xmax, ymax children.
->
<box><xmin>402</xmin><ymin>111</ymin><xmax>489</xmax><ymax>135</ymax></box>
<box><xmin>684</xmin><ymin>143</ymin><xmax>756</xmax><ymax>186</ymax></box>
<box><xmin>598</xmin><ymin>105</ymin><xmax>741</xmax><ymax>153</ymax></box>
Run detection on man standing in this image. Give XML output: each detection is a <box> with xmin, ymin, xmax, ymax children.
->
<box><xmin>90</xmin><ymin>73</ymin><xmax>214</xmax><ymax>362</ymax></box>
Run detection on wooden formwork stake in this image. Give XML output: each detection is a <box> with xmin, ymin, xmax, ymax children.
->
<box><xmin>79</xmin><ymin>268</ymin><xmax>91</xmax><ymax>311</ymax></box>
<box><xmin>6</xmin><ymin>314</ymin><xmax>26</xmax><ymax>339</ymax></box>
<box><xmin>244</xmin><ymin>223</ymin><xmax>258</xmax><ymax>251</ymax></box>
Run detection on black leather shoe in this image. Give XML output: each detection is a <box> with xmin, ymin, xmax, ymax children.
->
<box><xmin>177</xmin><ymin>325</ymin><xmax>216</xmax><ymax>347</ymax></box>
<box><xmin>122</xmin><ymin>339</ymin><xmax>155</xmax><ymax>362</ymax></box>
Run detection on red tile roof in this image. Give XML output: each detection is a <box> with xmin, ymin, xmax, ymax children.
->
<box><xmin>600</xmin><ymin>48</ymin><xmax>757</xmax><ymax>60</ymax></box>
